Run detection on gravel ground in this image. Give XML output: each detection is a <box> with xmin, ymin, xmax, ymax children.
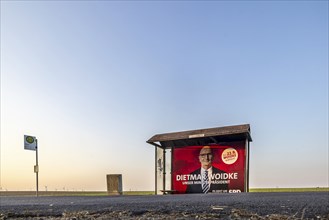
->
<box><xmin>1</xmin><ymin>192</ymin><xmax>328</xmax><ymax>219</ymax></box>
<box><xmin>1</xmin><ymin>209</ymin><xmax>306</xmax><ymax>220</ymax></box>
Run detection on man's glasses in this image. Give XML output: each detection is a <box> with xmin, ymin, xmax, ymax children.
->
<box><xmin>199</xmin><ymin>153</ymin><xmax>213</xmax><ymax>158</ymax></box>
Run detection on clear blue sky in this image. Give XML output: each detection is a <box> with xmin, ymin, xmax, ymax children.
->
<box><xmin>1</xmin><ymin>1</ymin><xmax>328</xmax><ymax>191</ymax></box>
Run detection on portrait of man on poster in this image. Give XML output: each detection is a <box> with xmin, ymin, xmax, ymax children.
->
<box><xmin>186</xmin><ymin>146</ymin><xmax>228</xmax><ymax>193</ymax></box>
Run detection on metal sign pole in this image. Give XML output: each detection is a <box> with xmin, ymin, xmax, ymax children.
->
<box><xmin>36</xmin><ymin>139</ymin><xmax>39</xmax><ymax>197</ymax></box>
<box><xmin>24</xmin><ymin>135</ymin><xmax>39</xmax><ymax>197</ymax></box>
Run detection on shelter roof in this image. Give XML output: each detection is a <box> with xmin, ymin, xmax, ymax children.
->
<box><xmin>147</xmin><ymin>124</ymin><xmax>252</xmax><ymax>149</ymax></box>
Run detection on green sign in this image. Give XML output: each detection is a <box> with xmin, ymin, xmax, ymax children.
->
<box><xmin>26</xmin><ymin>136</ymin><xmax>35</xmax><ymax>144</ymax></box>
<box><xmin>24</xmin><ymin>135</ymin><xmax>37</xmax><ymax>151</ymax></box>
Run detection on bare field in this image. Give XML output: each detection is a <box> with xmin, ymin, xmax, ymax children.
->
<box><xmin>0</xmin><ymin>191</ymin><xmax>154</xmax><ymax>197</ymax></box>
<box><xmin>1</xmin><ymin>187</ymin><xmax>328</xmax><ymax>197</ymax></box>
<box><xmin>0</xmin><ymin>191</ymin><xmax>105</xmax><ymax>197</ymax></box>
<box><xmin>249</xmin><ymin>187</ymin><xmax>329</xmax><ymax>193</ymax></box>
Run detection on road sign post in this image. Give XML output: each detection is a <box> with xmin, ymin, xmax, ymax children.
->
<box><xmin>36</xmin><ymin>139</ymin><xmax>39</xmax><ymax>197</ymax></box>
<box><xmin>24</xmin><ymin>135</ymin><xmax>39</xmax><ymax>197</ymax></box>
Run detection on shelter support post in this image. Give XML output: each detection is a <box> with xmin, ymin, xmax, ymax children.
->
<box><xmin>155</xmin><ymin>146</ymin><xmax>157</xmax><ymax>195</ymax></box>
<box><xmin>244</xmin><ymin>139</ymin><xmax>250</xmax><ymax>192</ymax></box>
<box><xmin>163</xmin><ymin>149</ymin><xmax>166</xmax><ymax>193</ymax></box>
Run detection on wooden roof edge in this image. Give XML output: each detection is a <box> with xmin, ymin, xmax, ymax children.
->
<box><xmin>147</xmin><ymin>124</ymin><xmax>251</xmax><ymax>144</ymax></box>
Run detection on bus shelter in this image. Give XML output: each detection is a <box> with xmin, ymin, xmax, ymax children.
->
<box><xmin>147</xmin><ymin>124</ymin><xmax>252</xmax><ymax>194</ymax></box>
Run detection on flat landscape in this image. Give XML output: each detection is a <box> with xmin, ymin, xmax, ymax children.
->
<box><xmin>1</xmin><ymin>187</ymin><xmax>328</xmax><ymax>196</ymax></box>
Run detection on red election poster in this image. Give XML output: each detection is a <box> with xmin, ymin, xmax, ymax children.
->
<box><xmin>172</xmin><ymin>141</ymin><xmax>246</xmax><ymax>194</ymax></box>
